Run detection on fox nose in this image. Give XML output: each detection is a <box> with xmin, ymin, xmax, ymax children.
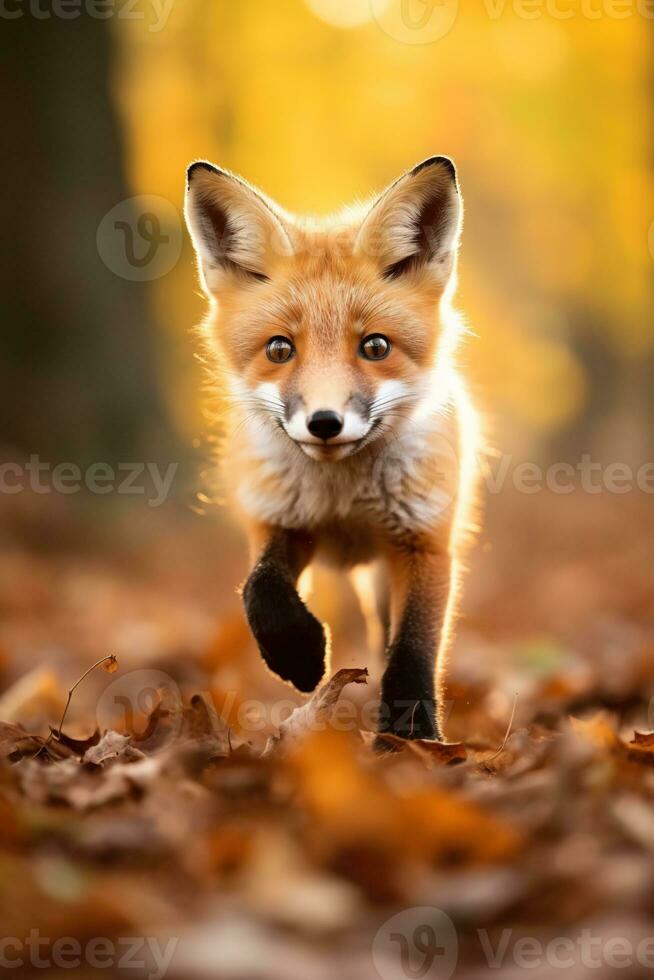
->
<box><xmin>306</xmin><ymin>410</ymin><xmax>344</xmax><ymax>441</ymax></box>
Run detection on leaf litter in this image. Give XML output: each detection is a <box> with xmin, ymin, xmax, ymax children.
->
<box><xmin>1</xmin><ymin>496</ymin><xmax>654</xmax><ymax>977</ymax></box>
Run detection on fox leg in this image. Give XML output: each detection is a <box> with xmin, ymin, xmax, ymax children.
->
<box><xmin>378</xmin><ymin>543</ymin><xmax>453</xmax><ymax>741</ymax></box>
<box><xmin>242</xmin><ymin>527</ymin><xmax>326</xmax><ymax>693</ymax></box>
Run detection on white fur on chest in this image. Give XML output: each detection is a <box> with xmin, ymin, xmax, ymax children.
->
<box><xmin>235</xmin><ymin>410</ymin><xmax>459</xmax><ymax>534</ymax></box>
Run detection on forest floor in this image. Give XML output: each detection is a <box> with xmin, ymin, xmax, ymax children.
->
<box><xmin>0</xmin><ymin>489</ymin><xmax>653</xmax><ymax>979</ymax></box>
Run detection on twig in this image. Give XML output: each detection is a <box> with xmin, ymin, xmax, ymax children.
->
<box><xmin>485</xmin><ymin>691</ymin><xmax>519</xmax><ymax>763</ymax></box>
<box><xmin>36</xmin><ymin>654</ymin><xmax>118</xmax><ymax>758</ymax></box>
<box><xmin>408</xmin><ymin>700</ymin><xmax>419</xmax><ymax>738</ymax></box>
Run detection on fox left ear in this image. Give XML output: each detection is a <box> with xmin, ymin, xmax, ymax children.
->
<box><xmin>184</xmin><ymin>161</ymin><xmax>293</xmax><ymax>295</ymax></box>
<box><xmin>354</xmin><ymin>156</ymin><xmax>462</xmax><ymax>286</ymax></box>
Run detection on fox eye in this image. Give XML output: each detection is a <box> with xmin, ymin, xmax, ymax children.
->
<box><xmin>266</xmin><ymin>336</ymin><xmax>295</xmax><ymax>364</ymax></box>
<box><xmin>360</xmin><ymin>333</ymin><xmax>391</xmax><ymax>361</ymax></box>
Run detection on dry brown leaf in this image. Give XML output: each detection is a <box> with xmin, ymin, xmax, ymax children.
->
<box><xmin>270</xmin><ymin>668</ymin><xmax>368</xmax><ymax>750</ymax></box>
<box><xmin>49</xmin><ymin>727</ymin><xmax>101</xmax><ymax>755</ymax></box>
<box><xmin>18</xmin><ymin>752</ymin><xmax>164</xmax><ymax>811</ymax></box>
<box><xmin>624</xmin><ymin>731</ymin><xmax>654</xmax><ymax>766</ymax></box>
<box><xmin>183</xmin><ymin>693</ymin><xmax>232</xmax><ymax>757</ymax></box>
<box><xmin>372</xmin><ymin>731</ymin><xmax>468</xmax><ymax>765</ymax></box>
<box><xmin>0</xmin><ymin>721</ymin><xmax>45</xmax><ymax>762</ymax></box>
<box><xmin>83</xmin><ymin>730</ymin><xmax>141</xmax><ymax>766</ymax></box>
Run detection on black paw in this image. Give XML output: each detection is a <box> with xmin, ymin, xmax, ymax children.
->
<box><xmin>377</xmin><ymin>704</ymin><xmax>441</xmax><ymax>742</ymax></box>
<box><xmin>379</xmin><ymin>646</ymin><xmax>440</xmax><ymax>741</ymax></box>
<box><xmin>243</xmin><ymin>564</ymin><xmax>326</xmax><ymax>693</ymax></box>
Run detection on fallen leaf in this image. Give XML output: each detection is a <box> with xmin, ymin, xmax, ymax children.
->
<box><xmin>83</xmin><ymin>730</ymin><xmax>142</xmax><ymax>765</ymax></box>
<box><xmin>183</xmin><ymin>693</ymin><xmax>231</xmax><ymax>757</ymax></box>
<box><xmin>270</xmin><ymin>668</ymin><xmax>368</xmax><ymax>750</ymax></box>
<box><xmin>0</xmin><ymin>721</ymin><xmax>44</xmax><ymax>762</ymax></box>
<box><xmin>49</xmin><ymin>728</ymin><xmax>101</xmax><ymax>755</ymax></box>
<box><xmin>371</xmin><ymin>732</ymin><xmax>468</xmax><ymax>765</ymax></box>
<box><xmin>18</xmin><ymin>753</ymin><xmax>164</xmax><ymax>810</ymax></box>
<box><xmin>624</xmin><ymin>731</ymin><xmax>654</xmax><ymax>766</ymax></box>
<box><xmin>0</xmin><ymin>721</ymin><xmax>72</xmax><ymax>763</ymax></box>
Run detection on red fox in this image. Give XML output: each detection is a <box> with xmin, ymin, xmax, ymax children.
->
<box><xmin>184</xmin><ymin>157</ymin><xmax>479</xmax><ymax>742</ymax></box>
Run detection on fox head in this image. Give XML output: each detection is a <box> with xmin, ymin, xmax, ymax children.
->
<box><xmin>185</xmin><ymin>157</ymin><xmax>463</xmax><ymax>462</ymax></box>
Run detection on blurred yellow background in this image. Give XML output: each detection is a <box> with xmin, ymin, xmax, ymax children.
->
<box><xmin>113</xmin><ymin>0</ymin><xmax>653</xmax><ymax>454</ymax></box>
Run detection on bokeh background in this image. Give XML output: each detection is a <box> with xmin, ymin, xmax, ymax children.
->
<box><xmin>4</xmin><ymin>0</ymin><xmax>654</xmax><ymax>467</ymax></box>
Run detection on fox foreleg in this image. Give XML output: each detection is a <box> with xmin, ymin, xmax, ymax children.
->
<box><xmin>378</xmin><ymin>541</ymin><xmax>453</xmax><ymax>741</ymax></box>
<box><xmin>242</xmin><ymin>528</ymin><xmax>326</xmax><ymax>692</ymax></box>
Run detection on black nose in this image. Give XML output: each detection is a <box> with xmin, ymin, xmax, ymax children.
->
<box><xmin>307</xmin><ymin>410</ymin><xmax>344</xmax><ymax>441</ymax></box>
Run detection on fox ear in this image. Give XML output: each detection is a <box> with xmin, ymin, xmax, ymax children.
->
<box><xmin>354</xmin><ymin>156</ymin><xmax>462</xmax><ymax>286</ymax></box>
<box><xmin>184</xmin><ymin>161</ymin><xmax>293</xmax><ymax>293</ymax></box>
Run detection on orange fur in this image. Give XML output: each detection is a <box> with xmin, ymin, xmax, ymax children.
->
<box><xmin>185</xmin><ymin>157</ymin><xmax>480</xmax><ymax>737</ymax></box>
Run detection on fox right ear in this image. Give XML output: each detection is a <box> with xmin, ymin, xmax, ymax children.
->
<box><xmin>354</xmin><ymin>156</ymin><xmax>462</xmax><ymax>288</ymax></box>
<box><xmin>184</xmin><ymin>161</ymin><xmax>293</xmax><ymax>294</ymax></box>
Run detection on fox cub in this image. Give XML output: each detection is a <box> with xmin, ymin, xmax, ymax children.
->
<box><xmin>184</xmin><ymin>156</ymin><xmax>478</xmax><ymax>742</ymax></box>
